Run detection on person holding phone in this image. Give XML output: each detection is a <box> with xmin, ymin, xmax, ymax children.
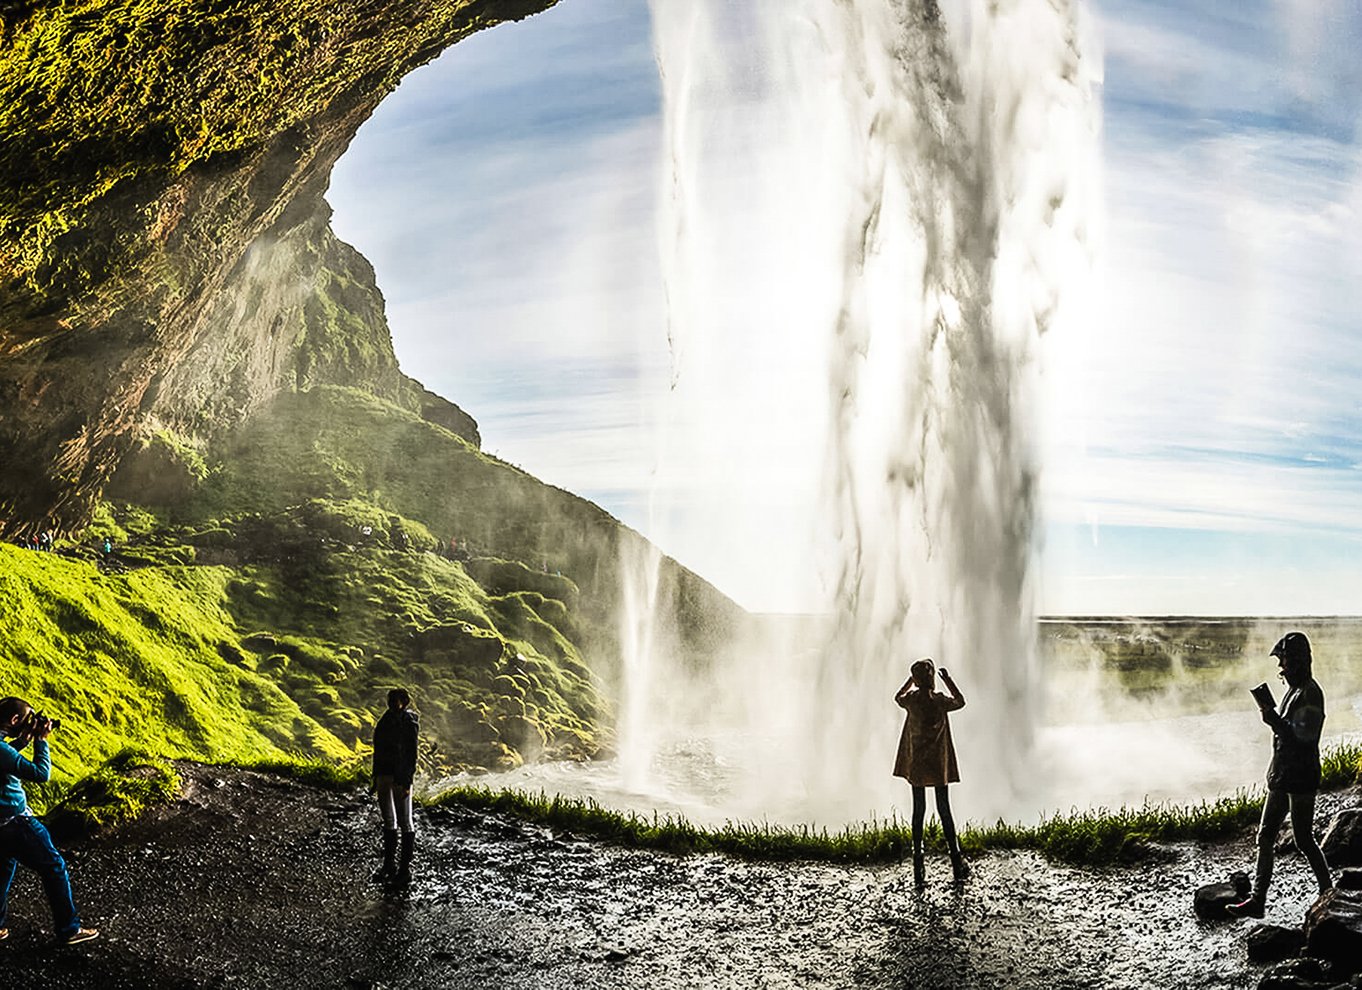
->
<box><xmin>1228</xmin><ymin>632</ymin><xmax>1333</xmax><ymax>918</ymax></box>
<box><xmin>893</xmin><ymin>659</ymin><xmax>969</xmax><ymax>885</ymax></box>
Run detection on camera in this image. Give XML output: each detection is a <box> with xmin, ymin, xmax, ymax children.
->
<box><xmin>22</xmin><ymin>710</ymin><xmax>61</xmax><ymax>734</ymax></box>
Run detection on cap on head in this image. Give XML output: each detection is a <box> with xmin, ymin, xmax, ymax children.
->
<box><xmin>1270</xmin><ymin>631</ymin><xmax>1311</xmax><ymax>664</ymax></box>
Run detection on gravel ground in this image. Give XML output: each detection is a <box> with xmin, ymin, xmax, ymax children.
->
<box><xmin>1</xmin><ymin>764</ymin><xmax>1354</xmax><ymax>990</ymax></box>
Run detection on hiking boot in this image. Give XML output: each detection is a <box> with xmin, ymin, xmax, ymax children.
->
<box><xmin>1227</xmin><ymin>897</ymin><xmax>1265</xmax><ymax>919</ymax></box>
<box><xmin>950</xmin><ymin>851</ymin><xmax>971</xmax><ymax>883</ymax></box>
<box><xmin>61</xmin><ymin>928</ymin><xmax>99</xmax><ymax>945</ymax></box>
<box><xmin>396</xmin><ymin>831</ymin><xmax>415</xmax><ymax>884</ymax></box>
<box><xmin>372</xmin><ymin>828</ymin><xmax>398</xmax><ymax>882</ymax></box>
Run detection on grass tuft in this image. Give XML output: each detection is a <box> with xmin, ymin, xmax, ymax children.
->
<box><xmin>43</xmin><ymin>747</ymin><xmax>181</xmax><ymax>837</ymax></box>
<box><xmin>227</xmin><ymin>754</ymin><xmax>369</xmax><ymax>790</ymax></box>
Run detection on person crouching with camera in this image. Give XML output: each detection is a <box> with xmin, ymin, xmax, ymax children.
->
<box><xmin>0</xmin><ymin>696</ymin><xmax>98</xmax><ymax>944</ymax></box>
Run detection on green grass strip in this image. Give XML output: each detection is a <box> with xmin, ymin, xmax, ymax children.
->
<box><xmin>220</xmin><ymin>754</ymin><xmax>369</xmax><ymax>790</ymax></box>
<box><xmin>431</xmin><ymin>741</ymin><xmax>1361</xmax><ymax>867</ymax></box>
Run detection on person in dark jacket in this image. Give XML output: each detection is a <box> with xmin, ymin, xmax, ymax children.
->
<box><xmin>1228</xmin><ymin>632</ymin><xmax>1333</xmax><ymax>918</ymax></box>
<box><xmin>371</xmin><ymin>688</ymin><xmax>419</xmax><ymax>883</ymax></box>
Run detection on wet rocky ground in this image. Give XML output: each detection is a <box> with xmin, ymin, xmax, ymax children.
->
<box><xmin>1</xmin><ymin>764</ymin><xmax>1355</xmax><ymax>989</ymax></box>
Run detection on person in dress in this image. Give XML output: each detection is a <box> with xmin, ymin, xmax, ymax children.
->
<box><xmin>893</xmin><ymin>658</ymin><xmax>969</xmax><ymax>885</ymax></box>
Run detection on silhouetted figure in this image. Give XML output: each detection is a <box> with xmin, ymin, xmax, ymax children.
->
<box><xmin>0</xmin><ymin>697</ymin><xmax>99</xmax><ymax>944</ymax></box>
<box><xmin>1228</xmin><ymin>632</ymin><xmax>1333</xmax><ymax>918</ymax></box>
<box><xmin>894</xmin><ymin>659</ymin><xmax>969</xmax><ymax>885</ymax></box>
<box><xmin>371</xmin><ymin>688</ymin><xmax>419</xmax><ymax>884</ymax></box>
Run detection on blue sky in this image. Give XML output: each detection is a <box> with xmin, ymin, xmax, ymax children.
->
<box><xmin>330</xmin><ymin>0</ymin><xmax>1362</xmax><ymax>616</ymax></box>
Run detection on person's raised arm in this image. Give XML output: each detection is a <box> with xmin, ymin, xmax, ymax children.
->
<box><xmin>0</xmin><ymin>734</ymin><xmax>51</xmax><ymax>784</ymax></box>
<box><xmin>939</xmin><ymin>668</ymin><xmax>966</xmax><ymax>711</ymax></box>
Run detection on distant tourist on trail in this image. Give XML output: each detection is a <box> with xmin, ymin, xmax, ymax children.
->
<box><xmin>893</xmin><ymin>659</ymin><xmax>970</xmax><ymax>885</ymax></box>
<box><xmin>1228</xmin><ymin>632</ymin><xmax>1333</xmax><ymax>918</ymax></box>
<box><xmin>101</xmin><ymin>536</ymin><xmax>113</xmax><ymax>556</ymax></box>
<box><xmin>0</xmin><ymin>697</ymin><xmax>99</xmax><ymax>944</ymax></box>
<box><xmin>371</xmin><ymin>688</ymin><xmax>419</xmax><ymax>885</ymax></box>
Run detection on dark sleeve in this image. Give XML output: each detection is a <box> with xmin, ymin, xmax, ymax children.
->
<box><xmin>937</xmin><ymin>691</ymin><xmax>965</xmax><ymax>713</ymax></box>
<box><xmin>1282</xmin><ymin>685</ymin><xmax>1324</xmax><ymax>746</ymax></box>
<box><xmin>372</xmin><ymin>715</ymin><xmax>390</xmax><ymax>771</ymax></box>
<box><xmin>401</xmin><ymin>716</ymin><xmax>419</xmax><ymax>778</ymax></box>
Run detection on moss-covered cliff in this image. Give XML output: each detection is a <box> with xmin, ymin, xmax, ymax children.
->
<box><xmin>0</xmin><ymin>0</ymin><xmax>747</xmax><ymax>786</ymax></box>
<box><xmin>0</xmin><ymin>0</ymin><xmax>549</xmax><ymax>530</ymax></box>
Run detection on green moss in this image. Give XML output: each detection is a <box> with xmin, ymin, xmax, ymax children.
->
<box><xmin>0</xmin><ymin>0</ymin><xmax>561</xmax><ymax>303</ymax></box>
<box><xmin>43</xmin><ymin>748</ymin><xmax>181</xmax><ymax>837</ymax></box>
<box><xmin>0</xmin><ymin>543</ymin><xmax>348</xmax><ymax>810</ymax></box>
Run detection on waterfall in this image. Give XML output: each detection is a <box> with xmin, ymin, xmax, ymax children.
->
<box><xmin>643</xmin><ymin>0</ymin><xmax>1100</xmax><ymax>821</ymax></box>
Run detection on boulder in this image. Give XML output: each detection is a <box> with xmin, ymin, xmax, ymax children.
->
<box><xmin>1256</xmin><ymin>958</ymin><xmax>1344</xmax><ymax>990</ymax></box>
<box><xmin>1247</xmin><ymin>923</ymin><xmax>1306</xmax><ymax>963</ymax></box>
<box><xmin>1304</xmin><ymin>887</ymin><xmax>1362</xmax><ymax>975</ymax></box>
<box><xmin>1335</xmin><ymin>868</ymin><xmax>1362</xmax><ymax>891</ymax></box>
<box><xmin>1195</xmin><ymin>871</ymin><xmax>1252</xmax><ymax>920</ymax></box>
<box><xmin>1322</xmin><ymin>810</ymin><xmax>1362</xmax><ymax>869</ymax></box>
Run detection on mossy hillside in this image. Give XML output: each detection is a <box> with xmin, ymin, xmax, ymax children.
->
<box><xmin>78</xmin><ymin>489</ymin><xmax>609</xmax><ymax>770</ymax></box>
<box><xmin>0</xmin><ymin>543</ymin><xmax>350</xmax><ymax>811</ymax></box>
<box><xmin>90</xmin><ymin>386</ymin><xmax>742</xmax><ymax>767</ymax></box>
<box><xmin>219</xmin><ymin>533</ymin><xmax>607</xmax><ymax>768</ymax></box>
<box><xmin>173</xmin><ymin>385</ymin><xmax>744</xmax><ymax>676</ymax></box>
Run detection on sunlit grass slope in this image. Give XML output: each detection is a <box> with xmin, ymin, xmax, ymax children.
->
<box><xmin>0</xmin><ymin>543</ymin><xmax>348</xmax><ymax>812</ymax></box>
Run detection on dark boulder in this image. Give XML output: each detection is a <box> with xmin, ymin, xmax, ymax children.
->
<box><xmin>1321</xmin><ymin>810</ymin><xmax>1362</xmax><ymax>869</ymax></box>
<box><xmin>1335</xmin><ymin>868</ymin><xmax>1362</xmax><ymax>891</ymax></box>
<box><xmin>1304</xmin><ymin>887</ymin><xmax>1362</xmax><ymax>975</ymax></box>
<box><xmin>1256</xmin><ymin>958</ymin><xmax>1346</xmax><ymax>990</ymax></box>
<box><xmin>1247</xmin><ymin>923</ymin><xmax>1306</xmax><ymax>963</ymax></box>
<box><xmin>1195</xmin><ymin>871</ymin><xmax>1252</xmax><ymax>920</ymax></box>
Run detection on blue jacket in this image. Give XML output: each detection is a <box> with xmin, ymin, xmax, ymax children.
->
<box><xmin>0</xmin><ymin>737</ymin><xmax>50</xmax><ymax>818</ymax></box>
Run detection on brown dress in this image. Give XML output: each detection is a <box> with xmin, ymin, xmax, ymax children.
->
<box><xmin>893</xmin><ymin>687</ymin><xmax>964</xmax><ymax>785</ymax></box>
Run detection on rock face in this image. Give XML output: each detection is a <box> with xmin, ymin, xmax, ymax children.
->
<box><xmin>1321</xmin><ymin>809</ymin><xmax>1362</xmax><ymax>868</ymax></box>
<box><xmin>1194</xmin><ymin>870</ymin><xmax>1252</xmax><ymax>920</ymax></box>
<box><xmin>0</xmin><ymin>0</ymin><xmax>546</xmax><ymax>536</ymax></box>
<box><xmin>1247</xmin><ymin>923</ymin><xmax>1307</xmax><ymax>964</ymax></box>
<box><xmin>1303</xmin><ymin>887</ymin><xmax>1362</xmax><ymax>975</ymax></box>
